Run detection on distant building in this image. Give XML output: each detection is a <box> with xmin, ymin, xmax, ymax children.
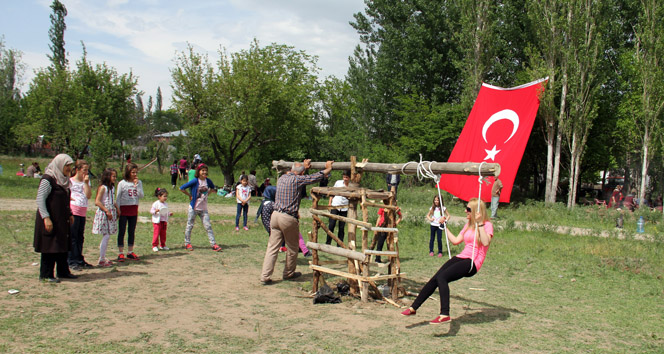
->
<box><xmin>153</xmin><ymin>130</ymin><xmax>187</xmax><ymax>143</ymax></box>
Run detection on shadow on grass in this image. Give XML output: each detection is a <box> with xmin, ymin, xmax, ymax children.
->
<box><xmin>130</xmin><ymin>251</ymin><xmax>189</xmax><ymax>262</ymax></box>
<box><xmin>66</xmin><ymin>269</ymin><xmax>149</xmax><ymax>282</ymax></box>
<box><xmin>404</xmin><ymin>294</ymin><xmax>525</xmax><ymax>336</ymax></box>
<box><xmin>433</xmin><ymin>307</ymin><xmax>515</xmax><ymax>337</ymax></box>
<box><xmin>221</xmin><ymin>243</ymin><xmax>251</xmax><ymax>249</ymax></box>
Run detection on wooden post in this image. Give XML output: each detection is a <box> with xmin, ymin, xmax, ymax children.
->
<box><xmin>311</xmin><ymin>192</ymin><xmax>321</xmax><ymax>293</ymax></box>
<box><xmin>361</xmin><ymin>262</ymin><xmax>369</xmax><ymax>303</ymax></box>
<box><xmin>347</xmin><ymin>157</ymin><xmax>360</xmax><ymax>296</ymax></box>
<box><xmin>387</xmin><ymin>187</ymin><xmax>398</xmax><ymax>300</ymax></box>
<box><xmin>361</xmin><ymin>190</ymin><xmax>370</xmax><ymax>300</ymax></box>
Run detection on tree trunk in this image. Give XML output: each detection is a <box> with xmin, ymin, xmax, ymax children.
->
<box><xmin>567</xmin><ymin>132</ymin><xmax>577</xmax><ymax>208</ymax></box>
<box><xmin>545</xmin><ymin>127</ymin><xmax>555</xmax><ymax>202</ymax></box>
<box><xmin>639</xmin><ymin>128</ymin><xmax>650</xmax><ymax>205</ymax></box>
<box><xmin>549</xmin><ymin>69</ymin><xmax>568</xmax><ymax>204</ymax></box>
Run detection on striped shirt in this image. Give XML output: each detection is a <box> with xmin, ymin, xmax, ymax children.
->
<box><xmin>36</xmin><ymin>178</ymin><xmax>53</xmax><ymax>218</ymax></box>
<box><xmin>274</xmin><ymin>171</ymin><xmax>325</xmax><ymax>218</ymax></box>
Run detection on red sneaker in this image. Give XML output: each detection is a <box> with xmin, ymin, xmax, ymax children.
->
<box><xmin>185</xmin><ymin>244</ymin><xmax>194</xmax><ymax>251</ymax></box>
<box><xmin>126</xmin><ymin>252</ymin><xmax>140</xmax><ymax>260</ymax></box>
<box><xmin>211</xmin><ymin>244</ymin><xmax>222</xmax><ymax>252</ymax></box>
<box><xmin>117</xmin><ymin>254</ymin><xmax>125</xmax><ymax>262</ymax></box>
<box><xmin>279</xmin><ymin>247</ymin><xmax>287</xmax><ymax>253</ymax></box>
<box><xmin>401</xmin><ymin>308</ymin><xmax>416</xmax><ymax>316</ymax></box>
<box><xmin>429</xmin><ymin>315</ymin><xmax>451</xmax><ymax>324</ymax></box>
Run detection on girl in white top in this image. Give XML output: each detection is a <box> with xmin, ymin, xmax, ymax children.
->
<box><xmin>150</xmin><ymin>188</ymin><xmax>173</xmax><ymax>252</ymax></box>
<box><xmin>426</xmin><ymin>195</ymin><xmax>450</xmax><ymax>257</ymax></box>
<box><xmin>92</xmin><ymin>168</ymin><xmax>119</xmax><ymax>267</ymax></box>
<box><xmin>115</xmin><ymin>163</ymin><xmax>144</xmax><ymax>262</ymax></box>
<box><xmin>235</xmin><ymin>175</ymin><xmax>252</xmax><ymax>231</ymax></box>
<box><xmin>68</xmin><ymin>160</ymin><xmax>92</xmax><ymax>268</ymax></box>
<box><xmin>326</xmin><ymin>170</ymin><xmax>351</xmax><ymax>245</ymax></box>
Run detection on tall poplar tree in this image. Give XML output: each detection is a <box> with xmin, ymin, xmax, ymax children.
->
<box><xmin>632</xmin><ymin>0</ymin><xmax>664</xmax><ymax>204</ymax></box>
<box><xmin>48</xmin><ymin>0</ymin><xmax>67</xmax><ymax>71</ymax></box>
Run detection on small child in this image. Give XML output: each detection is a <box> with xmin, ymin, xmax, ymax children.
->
<box><xmin>426</xmin><ymin>195</ymin><xmax>450</xmax><ymax>257</ymax></box>
<box><xmin>235</xmin><ymin>175</ymin><xmax>251</xmax><ymax>231</ymax></box>
<box><xmin>150</xmin><ymin>188</ymin><xmax>173</xmax><ymax>252</ymax></box>
<box><xmin>373</xmin><ymin>199</ymin><xmax>402</xmax><ymax>263</ymax></box>
<box><xmin>91</xmin><ymin>168</ymin><xmax>119</xmax><ymax>267</ymax></box>
<box><xmin>116</xmin><ymin>163</ymin><xmax>144</xmax><ymax>262</ymax></box>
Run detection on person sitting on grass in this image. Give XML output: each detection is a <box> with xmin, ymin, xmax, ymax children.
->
<box><xmin>401</xmin><ymin>198</ymin><xmax>493</xmax><ymax>324</ymax></box>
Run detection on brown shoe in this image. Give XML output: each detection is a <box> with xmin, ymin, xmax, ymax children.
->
<box><xmin>283</xmin><ymin>271</ymin><xmax>302</xmax><ymax>280</ymax></box>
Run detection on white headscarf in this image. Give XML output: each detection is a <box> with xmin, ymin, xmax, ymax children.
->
<box><xmin>44</xmin><ymin>154</ymin><xmax>74</xmax><ymax>188</ymax></box>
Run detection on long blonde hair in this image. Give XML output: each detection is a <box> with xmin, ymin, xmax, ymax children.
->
<box><xmin>467</xmin><ymin>198</ymin><xmax>489</xmax><ymax>228</ymax></box>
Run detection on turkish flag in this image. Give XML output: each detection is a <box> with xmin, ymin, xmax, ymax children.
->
<box><xmin>438</xmin><ymin>78</ymin><xmax>547</xmax><ymax>203</ymax></box>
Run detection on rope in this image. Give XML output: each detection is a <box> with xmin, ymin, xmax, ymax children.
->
<box><xmin>403</xmin><ymin>155</ymin><xmax>452</xmax><ymax>259</ymax></box>
<box><xmin>470</xmin><ymin>162</ymin><xmax>487</xmax><ymax>272</ymax></box>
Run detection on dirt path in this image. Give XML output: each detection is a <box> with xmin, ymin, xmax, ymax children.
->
<box><xmin>0</xmin><ymin>198</ymin><xmax>313</xmax><ymax>218</ymax></box>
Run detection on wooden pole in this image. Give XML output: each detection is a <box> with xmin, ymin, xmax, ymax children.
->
<box><xmin>310</xmin><ymin>209</ymin><xmax>372</xmax><ymax>229</ymax></box>
<box><xmin>305</xmin><ymin>242</ymin><xmax>366</xmax><ymax>262</ymax></box>
<box><xmin>311</xmin><ymin>192</ymin><xmax>321</xmax><ymax>293</ymax></box>
<box><xmin>387</xmin><ymin>187</ymin><xmax>398</xmax><ymax>300</ymax></box>
<box><xmin>312</xmin><ymin>215</ymin><xmax>347</xmax><ymax>249</ymax></box>
<box><xmin>273</xmin><ymin>160</ymin><xmax>500</xmax><ymax>177</ymax></box>
<box><xmin>361</xmin><ymin>190</ymin><xmax>370</xmax><ymax>302</ymax></box>
<box><xmin>348</xmin><ymin>157</ymin><xmax>360</xmax><ymax>296</ymax></box>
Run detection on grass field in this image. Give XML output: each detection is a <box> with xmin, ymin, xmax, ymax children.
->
<box><xmin>0</xmin><ymin>156</ymin><xmax>662</xmax><ymax>353</ymax></box>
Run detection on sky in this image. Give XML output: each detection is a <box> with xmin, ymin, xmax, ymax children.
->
<box><xmin>0</xmin><ymin>0</ymin><xmax>366</xmax><ymax>109</ymax></box>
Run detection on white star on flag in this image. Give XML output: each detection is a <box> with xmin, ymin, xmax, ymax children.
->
<box><xmin>484</xmin><ymin>145</ymin><xmax>500</xmax><ymax>161</ymax></box>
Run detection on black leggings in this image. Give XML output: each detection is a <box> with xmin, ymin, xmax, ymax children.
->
<box><xmin>117</xmin><ymin>215</ymin><xmax>137</xmax><ymax>247</ymax></box>
<box><xmin>68</xmin><ymin>215</ymin><xmax>87</xmax><ymax>265</ymax></box>
<box><xmin>326</xmin><ymin>209</ymin><xmax>347</xmax><ymax>245</ymax></box>
<box><xmin>411</xmin><ymin>257</ymin><xmax>477</xmax><ymax>316</ymax></box>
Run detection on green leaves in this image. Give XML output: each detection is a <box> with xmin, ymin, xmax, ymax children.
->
<box><xmin>171</xmin><ymin>40</ymin><xmax>320</xmax><ymax>184</ymax></box>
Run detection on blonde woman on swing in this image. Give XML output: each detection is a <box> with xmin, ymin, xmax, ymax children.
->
<box><xmin>401</xmin><ymin>198</ymin><xmax>494</xmax><ymax>324</ymax></box>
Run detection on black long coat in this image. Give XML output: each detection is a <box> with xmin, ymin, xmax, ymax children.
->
<box><xmin>33</xmin><ymin>174</ymin><xmax>71</xmax><ymax>253</ymax></box>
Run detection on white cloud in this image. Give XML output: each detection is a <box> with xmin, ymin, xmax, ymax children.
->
<box><xmin>5</xmin><ymin>0</ymin><xmax>366</xmax><ymax>108</ymax></box>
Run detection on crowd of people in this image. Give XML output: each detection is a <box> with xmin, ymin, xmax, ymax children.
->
<box><xmin>31</xmin><ymin>153</ymin><xmax>502</xmax><ymax>325</ymax></box>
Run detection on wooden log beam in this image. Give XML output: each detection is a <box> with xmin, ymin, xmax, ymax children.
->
<box><xmin>310</xmin><ymin>209</ymin><xmax>373</xmax><ymax>229</ymax></box>
<box><xmin>310</xmin><ymin>187</ymin><xmax>393</xmax><ymax>200</ymax></box>
<box><xmin>273</xmin><ymin>160</ymin><xmax>500</xmax><ymax>177</ymax></box>
<box><xmin>306</xmin><ymin>242</ymin><xmax>366</xmax><ymax>262</ymax></box>
<box><xmin>363</xmin><ymin>226</ymin><xmax>399</xmax><ymax>233</ymax></box>
<box><xmin>363</xmin><ymin>250</ymin><xmax>399</xmax><ymax>256</ymax></box>
<box><xmin>361</xmin><ymin>201</ymin><xmax>399</xmax><ymax>210</ymax></box>
<box><xmin>309</xmin><ymin>264</ymin><xmax>404</xmax><ymax>282</ymax></box>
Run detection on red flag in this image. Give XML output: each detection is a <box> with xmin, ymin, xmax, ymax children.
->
<box><xmin>438</xmin><ymin>78</ymin><xmax>547</xmax><ymax>203</ymax></box>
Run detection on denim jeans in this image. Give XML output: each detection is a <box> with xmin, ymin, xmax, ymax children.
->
<box><xmin>236</xmin><ymin>203</ymin><xmax>248</xmax><ymax>227</ymax></box>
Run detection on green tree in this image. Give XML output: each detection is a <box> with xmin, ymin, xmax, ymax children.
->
<box><xmin>560</xmin><ymin>0</ymin><xmax>612</xmax><ymax>208</ymax></box>
<box><xmin>48</xmin><ymin>0</ymin><xmax>67</xmax><ymax>71</ymax></box>
<box><xmin>171</xmin><ymin>40</ymin><xmax>319</xmax><ymax>185</ymax></box>
<box><xmin>311</xmin><ymin>77</ymin><xmax>364</xmax><ymax>160</ymax></box>
<box><xmin>17</xmin><ymin>48</ymin><xmax>138</xmax><ymax>166</ymax></box>
<box><xmin>632</xmin><ymin>0</ymin><xmax>664</xmax><ymax>204</ymax></box>
<box><xmin>0</xmin><ymin>38</ymin><xmax>24</xmax><ymax>153</ymax></box>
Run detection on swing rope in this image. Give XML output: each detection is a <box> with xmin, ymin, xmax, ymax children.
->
<box><xmin>471</xmin><ymin>161</ymin><xmax>487</xmax><ymax>272</ymax></box>
<box><xmin>402</xmin><ymin>155</ymin><xmax>452</xmax><ymax>259</ymax></box>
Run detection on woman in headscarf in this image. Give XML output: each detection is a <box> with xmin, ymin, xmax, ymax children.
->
<box><xmin>34</xmin><ymin>154</ymin><xmax>77</xmax><ymax>283</ymax></box>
